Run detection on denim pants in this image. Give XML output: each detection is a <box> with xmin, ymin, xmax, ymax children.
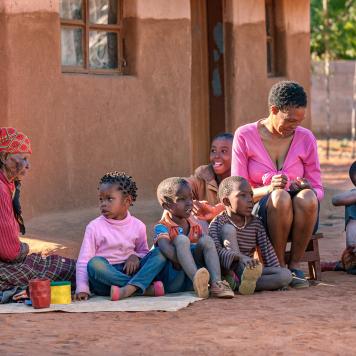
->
<box><xmin>87</xmin><ymin>248</ymin><xmax>167</xmax><ymax>296</ymax></box>
<box><xmin>157</xmin><ymin>244</ymin><xmax>204</xmax><ymax>293</ymax></box>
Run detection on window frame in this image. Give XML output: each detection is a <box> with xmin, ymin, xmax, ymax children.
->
<box><xmin>60</xmin><ymin>0</ymin><xmax>125</xmax><ymax>75</ymax></box>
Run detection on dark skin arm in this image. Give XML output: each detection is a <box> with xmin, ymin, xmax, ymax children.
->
<box><xmin>157</xmin><ymin>238</ymin><xmax>181</xmax><ymax>268</ymax></box>
<box><xmin>252</xmin><ymin>174</ymin><xmax>288</xmax><ymax>202</ymax></box>
<box><xmin>332</xmin><ymin>190</ymin><xmax>356</xmax><ymax>206</ymax></box>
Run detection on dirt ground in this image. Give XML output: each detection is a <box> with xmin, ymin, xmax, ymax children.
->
<box><xmin>1</xmin><ymin>140</ymin><xmax>356</xmax><ymax>356</ymax></box>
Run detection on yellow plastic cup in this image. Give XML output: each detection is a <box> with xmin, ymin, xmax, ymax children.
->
<box><xmin>50</xmin><ymin>281</ymin><xmax>71</xmax><ymax>304</ymax></box>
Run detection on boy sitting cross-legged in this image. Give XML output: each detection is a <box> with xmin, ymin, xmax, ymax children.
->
<box><xmin>209</xmin><ymin>176</ymin><xmax>292</xmax><ymax>294</ymax></box>
<box><xmin>154</xmin><ymin>177</ymin><xmax>234</xmax><ymax>298</ymax></box>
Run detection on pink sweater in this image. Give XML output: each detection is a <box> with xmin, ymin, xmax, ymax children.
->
<box><xmin>76</xmin><ymin>212</ymin><xmax>149</xmax><ymax>294</ymax></box>
<box><xmin>231</xmin><ymin>122</ymin><xmax>324</xmax><ymax>200</ymax></box>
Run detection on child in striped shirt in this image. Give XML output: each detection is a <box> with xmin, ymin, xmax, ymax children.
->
<box><xmin>154</xmin><ymin>177</ymin><xmax>234</xmax><ymax>299</ymax></box>
<box><xmin>209</xmin><ymin>176</ymin><xmax>292</xmax><ymax>294</ymax></box>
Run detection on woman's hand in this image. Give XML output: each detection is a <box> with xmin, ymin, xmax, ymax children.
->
<box><xmin>269</xmin><ymin>174</ymin><xmax>288</xmax><ymax>192</ymax></box>
<box><xmin>74</xmin><ymin>292</ymin><xmax>89</xmax><ymax>301</ymax></box>
<box><xmin>290</xmin><ymin>177</ymin><xmax>312</xmax><ymax>192</ymax></box>
<box><xmin>123</xmin><ymin>254</ymin><xmax>140</xmax><ymax>275</ymax></box>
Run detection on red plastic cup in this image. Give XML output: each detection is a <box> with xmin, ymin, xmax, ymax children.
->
<box><xmin>29</xmin><ymin>278</ymin><xmax>51</xmax><ymax>309</ymax></box>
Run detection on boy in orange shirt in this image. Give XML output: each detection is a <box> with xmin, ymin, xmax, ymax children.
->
<box><xmin>154</xmin><ymin>177</ymin><xmax>234</xmax><ymax>298</ymax></box>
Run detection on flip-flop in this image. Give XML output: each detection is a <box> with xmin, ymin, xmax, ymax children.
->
<box><xmin>238</xmin><ymin>263</ymin><xmax>263</xmax><ymax>295</ymax></box>
<box><xmin>110</xmin><ymin>285</ymin><xmax>120</xmax><ymax>301</ymax></box>
<box><xmin>153</xmin><ymin>281</ymin><xmax>165</xmax><ymax>297</ymax></box>
<box><xmin>193</xmin><ymin>267</ymin><xmax>210</xmax><ymax>298</ymax></box>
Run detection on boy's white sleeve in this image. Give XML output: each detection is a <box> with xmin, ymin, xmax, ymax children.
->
<box><xmin>76</xmin><ymin>225</ymin><xmax>97</xmax><ymax>294</ymax></box>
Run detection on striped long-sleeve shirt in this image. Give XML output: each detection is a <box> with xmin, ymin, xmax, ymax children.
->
<box><xmin>208</xmin><ymin>212</ymin><xmax>279</xmax><ymax>270</ymax></box>
<box><xmin>0</xmin><ymin>170</ymin><xmax>21</xmax><ymax>262</ymax></box>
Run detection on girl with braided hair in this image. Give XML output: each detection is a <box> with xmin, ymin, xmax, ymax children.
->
<box><xmin>75</xmin><ymin>172</ymin><xmax>167</xmax><ymax>301</ymax></box>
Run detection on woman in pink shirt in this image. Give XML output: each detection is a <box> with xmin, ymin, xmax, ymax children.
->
<box><xmin>231</xmin><ymin>81</ymin><xmax>323</xmax><ymax>288</ymax></box>
<box><xmin>75</xmin><ymin>172</ymin><xmax>166</xmax><ymax>301</ymax></box>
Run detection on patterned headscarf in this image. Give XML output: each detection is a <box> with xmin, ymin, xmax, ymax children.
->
<box><xmin>0</xmin><ymin>127</ymin><xmax>32</xmax><ymax>154</ymax></box>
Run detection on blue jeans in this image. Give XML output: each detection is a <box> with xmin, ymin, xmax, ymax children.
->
<box><xmin>87</xmin><ymin>248</ymin><xmax>167</xmax><ymax>296</ymax></box>
<box><xmin>157</xmin><ymin>245</ymin><xmax>204</xmax><ymax>293</ymax></box>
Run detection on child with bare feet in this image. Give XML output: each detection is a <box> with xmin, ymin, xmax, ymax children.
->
<box><xmin>75</xmin><ymin>172</ymin><xmax>166</xmax><ymax>301</ymax></box>
<box><xmin>209</xmin><ymin>176</ymin><xmax>292</xmax><ymax>294</ymax></box>
<box><xmin>323</xmin><ymin>161</ymin><xmax>356</xmax><ymax>274</ymax></box>
<box><xmin>154</xmin><ymin>177</ymin><xmax>234</xmax><ymax>298</ymax></box>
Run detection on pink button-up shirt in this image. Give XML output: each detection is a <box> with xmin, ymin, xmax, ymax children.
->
<box><xmin>231</xmin><ymin>122</ymin><xmax>324</xmax><ymax>200</ymax></box>
<box><xmin>76</xmin><ymin>212</ymin><xmax>149</xmax><ymax>294</ymax></box>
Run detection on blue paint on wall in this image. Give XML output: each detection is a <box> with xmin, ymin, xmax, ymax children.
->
<box><xmin>212</xmin><ymin>68</ymin><xmax>222</xmax><ymax>97</ymax></box>
<box><xmin>213</xmin><ymin>22</ymin><xmax>224</xmax><ymax>55</ymax></box>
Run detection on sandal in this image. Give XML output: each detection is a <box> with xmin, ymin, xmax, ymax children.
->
<box><xmin>111</xmin><ymin>281</ymin><xmax>165</xmax><ymax>301</ymax></box>
<box><xmin>222</xmin><ymin>271</ymin><xmax>240</xmax><ymax>291</ymax></box>
<box><xmin>210</xmin><ymin>280</ymin><xmax>234</xmax><ymax>298</ymax></box>
<box><xmin>193</xmin><ymin>268</ymin><xmax>210</xmax><ymax>299</ymax></box>
<box><xmin>238</xmin><ymin>263</ymin><xmax>263</xmax><ymax>295</ymax></box>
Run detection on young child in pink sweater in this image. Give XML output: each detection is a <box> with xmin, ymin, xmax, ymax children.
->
<box><xmin>75</xmin><ymin>172</ymin><xmax>166</xmax><ymax>301</ymax></box>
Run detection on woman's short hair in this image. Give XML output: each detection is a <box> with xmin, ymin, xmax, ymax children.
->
<box><xmin>268</xmin><ymin>81</ymin><xmax>307</xmax><ymax>111</ymax></box>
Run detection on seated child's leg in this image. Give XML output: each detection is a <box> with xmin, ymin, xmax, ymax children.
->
<box><xmin>194</xmin><ymin>235</ymin><xmax>221</xmax><ymax>283</ymax></box>
<box><xmin>173</xmin><ymin>235</ymin><xmax>198</xmax><ymax>280</ymax></box>
<box><xmin>255</xmin><ymin>267</ymin><xmax>292</xmax><ymax>291</ymax></box>
<box><xmin>87</xmin><ymin>256</ymin><xmax>130</xmax><ymax>296</ymax></box>
<box><xmin>156</xmin><ymin>260</ymin><xmax>191</xmax><ymax>293</ymax></box>
<box><xmin>346</xmin><ymin>220</ymin><xmax>356</xmax><ymax>247</ymax></box>
<box><xmin>195</xmin><ymin>235</ymin><xmax>234</xmax><ymax>298</ymax></box>
<box><xmin>173</xmin><ymin>235</ymin><xmax>210</xmax><ymax>298</ymax></box>
<box><xmin>127</xmin><ymin>247</ymin><xmax>167</xmax><ymax>295</ymax></box>
<box><xmin>221</xmin><ymin>223</ymin><xmax>241</xmax><ymax>253</ymax></box>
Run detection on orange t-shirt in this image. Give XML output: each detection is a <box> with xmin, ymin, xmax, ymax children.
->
<box><xmin>154</xmin><ymin>211</ymin><xmax>203</xmax><ymax>244</ymax></box>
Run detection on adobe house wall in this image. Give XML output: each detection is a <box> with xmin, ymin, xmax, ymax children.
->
<box><xmin>224</xmin><ymin>0</ymin><xmax>311</xmax><ymax>132</ymax></box>
<box><xmin>0</xmin><ymin>0</ymin><xmax>194</xmax><ymax>217</ymax></box>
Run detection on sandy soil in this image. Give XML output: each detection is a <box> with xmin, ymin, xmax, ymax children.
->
<box><xmin>1</xmin><ymin>140</ymin><xmax>356</xmax><ymax>356</ymax></box>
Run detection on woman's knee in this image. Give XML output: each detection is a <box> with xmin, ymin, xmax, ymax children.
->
<box><xmin>87</xmin><ymin>256</ymin><xmax>108</xmax><ymax>275</ymax></box>
<box><xmin>268</xmin><ymin>189</ymin><xmax>292</xmax><ymax>211</ymax></box>
<box><xmin>173</xmin><ymin>234</ymin><xmax>191</xmax><ymax>249</ymax></box>
<box><xmin>293</xmin><ymin>189</ymin><xmax>318</xmax><ymax>213</ymax></box>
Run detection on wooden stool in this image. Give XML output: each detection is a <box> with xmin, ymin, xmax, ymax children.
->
<box><xmin>285</xmin><ymin>233</ymin><xmax>324</xmax><ymax>281</ymax></box>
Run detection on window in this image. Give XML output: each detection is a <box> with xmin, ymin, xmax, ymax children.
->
<box><xmin>265</xmin><ymin>0</ymin><xmax>285</xmax><ymax>77</ymax></box>
<box><xmin>60</xmin><ymin>0</ymin><xmax>124</xmax><ymax>74</ymax></box>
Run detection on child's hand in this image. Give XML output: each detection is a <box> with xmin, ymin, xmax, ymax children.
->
<box><xmin>74</xmin><ymin>292</ymin><xmax>89</xmax><ymax>301</ymax></box>
<box><xmin>240</xmin><ymin>255</ymin><xmax>260</xmax><ymax>269</ymax></box>
<box><xmin>124</xmin><ymin>254</ymin><xmax>140</xmax><ymax>275</ymax></box>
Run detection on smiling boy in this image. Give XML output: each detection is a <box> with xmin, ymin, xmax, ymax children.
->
<box><xmin>154</xmin><ymin>177</ymin><xmax>234</xmax><ymax>298</ymax></box>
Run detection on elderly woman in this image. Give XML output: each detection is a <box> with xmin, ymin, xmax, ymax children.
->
<box><xmin>0</xmin><ymin>127</ymin><xmax>75</xmax><ymax>300</ymax></box>
<box><xmin>231</xmin><ymin>81</ymin><xmax>323</xmax><ymax>288</ymax></box>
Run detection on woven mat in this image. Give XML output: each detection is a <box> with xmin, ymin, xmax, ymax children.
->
<box><xmin>0</xmin><ymin>292</ymin><xmax>201</xmax><ymax>313</ymax></box>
